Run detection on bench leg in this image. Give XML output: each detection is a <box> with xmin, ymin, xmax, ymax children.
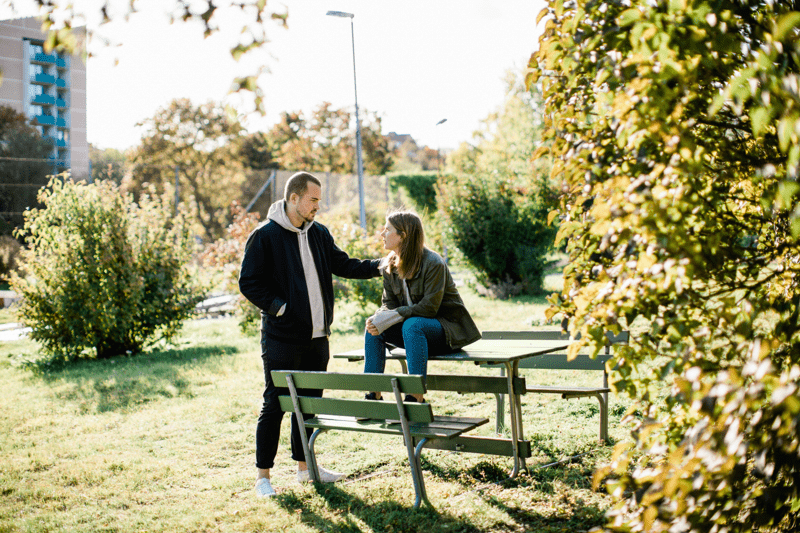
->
<box><xmin>286</xmin><ymin>375</ymin><xmax>320</xmax><ymax>482</ymax></box>
<box><xmin>391</xmin><ymin>378</ymin><xmax>432</xmax><ymax>509</ymax></box>
<box><xmin>413</xmin><ymin>438</ymin><xmax>433</xmax><ymax>509</ymax></box>
<box><xmin>593</xmin><ymin>393</ymin><xmax>609</xmax><ymax>444</ymax></box>
<box><xmin>308</xmin><ymin>429</ymin><xmax>325</xmax><ymax>480</ymax></box>
<box><xmin>495</xmin><ymin>367</ymin><xmax>506</xmax><ymax>433</ymax></box>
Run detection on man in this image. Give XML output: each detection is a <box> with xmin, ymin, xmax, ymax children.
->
<box><xmin>239</xmin><ymin>171</ymin><xmax>380</xmax><ymax>498</ymax></box>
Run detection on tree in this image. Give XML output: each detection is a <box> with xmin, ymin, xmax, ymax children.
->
<box><xmin>439</xmin><ymin>71</ymin><xmax>557</xmax><ymax>297</ymax></box>
<box><xmin>237</xmin><ymin>132</ymin><xmax>279</xmax><ymax>171</ymax></box>
<box><xmin>0</xmin><ymin>106</ymin><xmax>53</xmax><ymax>232</ymax></box>
<box><xmin>267</xmin><ymin>102</ymin><xmax>394</xmax><ymax>175</ymax></box>
<box><xmin>128</xmin><ymin>98</ymin><xmax>246</xmax><ymax>240</ymax></box>
<box><xmin>532</xmin><ymin>0</ymin><xmax>800</xmax><ymax>531</ymax></box>
<box><xmin>89</xmin><ymin>144</ymin><xmax>127</xmax><ymax>184</ymax></box>
<box><xmin>3</xmin><ymin>1</ymin><xmax>289</xmax><ymax>114</ymax></box>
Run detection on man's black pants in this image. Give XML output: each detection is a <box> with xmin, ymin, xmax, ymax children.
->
<box><xmin>256</xmin><ymin>334</ymin><xmax>329</xmax><ymax>470</ymax></box>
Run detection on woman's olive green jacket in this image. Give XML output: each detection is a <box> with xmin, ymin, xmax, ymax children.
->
<box><xmin>379</xmin><ymin>248</ymin><xmax>481</xmax><ymax>350</ymax></box>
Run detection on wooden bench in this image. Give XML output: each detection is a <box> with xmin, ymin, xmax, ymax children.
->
<box><xmin>333</xmin><ymin>330</ymin><xmax>628</xmax><ymax>444</ymax></box>
<box><xmin>271</xmin><ymin>370</ymin><xmax>488</xmax><ymax>508</ymax></box>
<box><xmin>482</xmin><ymin>330</ymin><xmax>628</xmax><ymax>443</ymax></box>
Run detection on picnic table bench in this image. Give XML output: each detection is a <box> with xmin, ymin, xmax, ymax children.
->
<box><xmin>334</xmin><ymin>330</ymin><xmax>628</xmax><ymax>447</ymax></box>
<box><xmin>271</xmin><ymin>370</ymin><xmax>489</xmax><ymax>508</ymax></box>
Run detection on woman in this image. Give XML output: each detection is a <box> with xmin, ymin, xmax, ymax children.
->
<box><xmin>364</xmin><ymin>210</ymin><xmax>481</xmax><ymax>402</ymax></box>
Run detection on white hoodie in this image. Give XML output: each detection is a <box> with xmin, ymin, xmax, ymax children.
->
<box><xmin>267</xmin><ymin>200</ymin><xmax>326</xmax><ymax>338</ymax></box>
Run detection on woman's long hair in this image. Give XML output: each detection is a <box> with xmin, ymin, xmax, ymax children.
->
<box><xmin>384</xmin><ymin>210</ymin><xmax>425</xmax><ymax>279</ymax></box>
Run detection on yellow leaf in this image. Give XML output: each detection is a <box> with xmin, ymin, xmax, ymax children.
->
<box><xmin>547</xmin><ymin>209</ymin><xmax>560</xmax><ymax>226</ymax></box>
<box><xmin>617</xmin><ymin>8</ymin><xmax>642</xmax><ymax>27</ymax></box>
<box><xmin>537</xmin><ymin>7</ymin><xmax>549</xmax><ymax>25</ymax></box>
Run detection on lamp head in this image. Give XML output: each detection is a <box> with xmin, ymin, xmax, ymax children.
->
<box><xmin>326</xmin><ymin>10</ymin><xmax>354</xmax><ymax>18</ymax></box>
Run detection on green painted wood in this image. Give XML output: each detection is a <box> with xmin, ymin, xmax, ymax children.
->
<box><xmin>304</xmin><ymin>416</ymin><xmax>481</xmax><ymax>439</ymax></box>
<box><xmin>415</xmin><ymin>435</ymin><xmax>533</xmax><ymax>458</ymax></box>
<box><xmin>277</xmin><ymin>395</ymin><xmax>434</xmax><ymax>423</ymax></box>
<box><xmin>426</xmin><ymin>374</ymin><xmax>527</xmax><ymax>394</ymax></box>
<box><xmin>271</xmin><ymin>370</ymin><xmax>426</xmax><ymax>394</ymax></box>
<box><xmin>520</xmin><ymin>353</ymin><xmax>611</xmax><ymax>371</ymax></box>
<box><xmin>482</xmin><ymin>330</ymin><xmax>629</xmax><ymax>344</ymax></box>
<box><xmin>526</xmin><ymin>386</ymin><xmax>611</xmax><ymax>395</ymax></box>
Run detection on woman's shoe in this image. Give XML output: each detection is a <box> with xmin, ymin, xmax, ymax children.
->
<box><xmin>404</xmin><ymin>394</ymin><xmax>425</xmax><ymax>403</ymax></box>
<box><xmin>364</xmin><ymin>392</ymin><xmax>381</xmax><ymax>400</ymax></box>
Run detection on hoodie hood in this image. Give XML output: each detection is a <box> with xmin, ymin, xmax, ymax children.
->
<box><xmin>267</xmin><ymin>200</ymin><xmax>313</xmax><ymax>234</ymax></box>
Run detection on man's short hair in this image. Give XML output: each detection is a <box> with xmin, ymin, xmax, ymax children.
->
<box><xmin>284</xmin><ymin>172</ymin><xmax>322</xmax><ymax>202</ymax></box>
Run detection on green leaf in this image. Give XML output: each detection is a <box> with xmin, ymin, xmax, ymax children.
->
<box><xmin>778</xmin><ymin>180</ymin><xmax>800</xmax><ymax>209</ymax></box>
<box><xmin>774</xmin><ymin>12</ymin><xmax>800</xmax><ymax>41</ymax></box>
<box><xmin>617</xmin><ymin>8</ymin><xmax>642</xmax><ymax>27</ymax></box>
<box><xmin>750</xmin><ymin>107</ymin><xmax>771</xmax><ymax>138</ymax></box>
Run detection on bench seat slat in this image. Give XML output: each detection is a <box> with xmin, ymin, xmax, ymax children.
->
<box><xmin>277</xmin><ymin>396</ymin><xmax>434</xmax><ymax>423</ymax></box>
<box><xmin>306</xmin><ymin>415</ymin><xmax>487</xmax><ymax>439</ymax></box>
<box><xmin>526</xmin><ymin>386</ymin><xmax>611</xmax><ymax>395</ymax></box>
<box><xmin>426</xmin><ymin>374</ymin><xmax>526</xmax><ymax>395</ymax></box>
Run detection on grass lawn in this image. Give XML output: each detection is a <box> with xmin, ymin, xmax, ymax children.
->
<box><xmin>0</xmin><ymin>285</ymin><xmax>633</xmax><ymax>532</ymax></box>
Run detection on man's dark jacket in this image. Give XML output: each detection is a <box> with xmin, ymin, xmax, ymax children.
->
<box><xmin>239</xmin><ymin>220</ymin><xmax>380</xmax><ymax>343</ymax></box>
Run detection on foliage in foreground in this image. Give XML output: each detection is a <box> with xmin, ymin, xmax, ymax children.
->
<box><xmin>11</xmin><ymin>177</ymin><xmax>203</xmax><ymax>360</ymax></box>
<box><xmin>533</xmin><ymin>0</ymin><xmax>800</xmax><ymax>531</ymax></box>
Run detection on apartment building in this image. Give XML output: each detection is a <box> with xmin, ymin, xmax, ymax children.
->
<box><xmin>0</xmin><ymin>16</ymin><xmax>88</xmax><ymax>180</ymax></box>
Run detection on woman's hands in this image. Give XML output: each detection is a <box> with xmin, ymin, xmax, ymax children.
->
<box><xmin>365</xmin><ymin>317</ymin><xmax>380</xmax><ymax>336</ymax></box>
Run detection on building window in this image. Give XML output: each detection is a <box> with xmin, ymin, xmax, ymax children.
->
<box><xmin>27</xmin><ymin>84</ymin><xmax>43</xmax><ymax>98</ymax></box>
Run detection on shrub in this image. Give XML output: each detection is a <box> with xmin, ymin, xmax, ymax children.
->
<box><xmin>388</xmin><ymin>172</ymin><xmax>440</xmax><ymax>214</ymax></box>
<box><xmin>200</xmin><ymin>202</ymin><xmax>262</xmax><ymax>334</ymax></box>
<box><xmin>10</xmin><ymin>177</ymin><xmax>203</xmax><ymax>360</ymax></box>
<box><xmin>0</xmin><ymin>235</ymin><xmax>21</xmax><ymax>281</ymax></box>
<box><xmin>322</xmin><ymin>207</ymin><xmax>385</xmax><ymax>329</ymax></box>
<box><xmin>438</xmin><ymin>174</ymin><xmax>556</xmax><ymax>297</ymax></box>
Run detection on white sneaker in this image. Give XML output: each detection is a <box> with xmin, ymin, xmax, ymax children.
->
<box><xmin>255</xmin><ymin>477</ymin><xmax>276</xmax><ymax>497</ymax></box>
<box><xmin>297</xmin><ymin>465</ymin><xmax>345</xmax><ymax>483</ymax></box>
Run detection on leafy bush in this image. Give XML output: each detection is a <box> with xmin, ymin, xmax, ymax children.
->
<box><xmin>322</xmin><ymin>207</ymin><xmax>384</xmax><ymax>329</ymax></box>
<box><xmin>438</xmin><ymin>174</ymin><xmax>556</xmax><ymax>297</ymax></box>
<box><xmin>200</xmin><ymin>201</ymin><xmax>262</xmax><ymax>334</ymax></box>
<box><xmin>388</xmin><ymin>172</ymin><xmax>440</xmax><ymax>213</ymax></box>
<box><xmin>10</xmin><ymin>177</ymin><xmax>203</xmax><ymax>360</ymax></box>
<box><xmin>534</xmin><ymin>0</ymin><xmax>800</xmax><ymax>531</ymax></box>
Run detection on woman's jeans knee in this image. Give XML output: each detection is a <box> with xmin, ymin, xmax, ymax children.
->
<box><xmin>364</xmin><ymin>317</ymin><xmax>447</xmax><ymax>376</ymax></box>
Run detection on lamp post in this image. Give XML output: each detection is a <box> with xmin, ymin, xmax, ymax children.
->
<box><xmin>435</xmin><ymin>118</ymin><xmax>447</xmax><ymax>175</ymax></box>
<box><xmin>326</xmin><ymin>10</ymin><xmax>366</xmax><ymax>232</ymax></box>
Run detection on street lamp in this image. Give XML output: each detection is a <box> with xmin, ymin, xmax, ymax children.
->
<box><xmin>435</xmin><ymin>118</ymin><xmax>447</xmax><ymax>175</ymax></box>
<box><xmin>326</xmin><ymin>10</ymin><xmax>366</xmax><ymax>232</ymax></box>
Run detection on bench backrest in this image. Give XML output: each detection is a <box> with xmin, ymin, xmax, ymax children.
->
<box><xmin>481</xmin><ymin>330</ymin><xmax>628</xmax><ymax>371</ymax></box>
<box><xmin>271</xmin><ymin>370</ymin><xmax>434</xmax><ymax>423</ymax></box>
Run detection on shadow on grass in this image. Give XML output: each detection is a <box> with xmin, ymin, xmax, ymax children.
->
<box><xmin>275</xmin><ymin>482</ymin><xmax>484</xmax><ymax>533</ymax></box>
<box><xmin>273</xmin><ymin>459</ymin><xmax>607</xmax><ymax>533</ymax></box>
<box><xmin>23</xmin><ymin>344</ymin><xmax>240</xmax><ymax>413</ymax></box>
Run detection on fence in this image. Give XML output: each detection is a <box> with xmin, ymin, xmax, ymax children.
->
<box><xmin>242</xmin><ymin>169</ymin><xmax>399</xmax><ymax>221</ymax></box>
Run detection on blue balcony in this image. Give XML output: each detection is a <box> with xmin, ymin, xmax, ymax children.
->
<box><xmin>32</xmin><ymin>94</ymin><xmax>56</xmax><ymax>105</ymax></box>
<box><xmin>55</xmin><ymin>77</ymin><xmax>67</xmax><ymax>88</ymax></box>
<box><xmin>55</xmin><ymin>139</ymin><xmax>67</xmax><ymax>148</ymax></box>
<box><xmin>56</xmin><ymin>117</ymin><xmax>67</xmax><ymax>128</ymax></box>
<box><xmin>33</xmin><ymin>52</ymin><xmax>58</xmax><ymax>64</ymax></box>
<box><xmin>56</xmin><ymin>57</ymin><xmax>66</xmax><ymax>68</ymax></box>
<box><xmin>34</xmin><ymin>114</ymin><xmax>56</xmax><ymax>126</ymax></box>
<box><xmin>32</xmin><ymin>72</ymin><xmax>56</xmax><ymax>85</ymax></box>
<box><xmin>56</xmin><ymin>98</ymin><xmax>67</xmax><ymax>108</ymax></box>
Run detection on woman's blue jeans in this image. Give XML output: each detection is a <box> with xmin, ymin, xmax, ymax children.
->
<box><xmin>364</xmin><ymin>317</ymin><xmax>449</xmax><ymax>377</ymax></box>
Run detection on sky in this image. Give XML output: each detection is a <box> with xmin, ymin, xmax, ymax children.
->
<box><xmin>1</xmin><ymin>0</ymin><xmax>547</xmax><ymax>152</ymax></box>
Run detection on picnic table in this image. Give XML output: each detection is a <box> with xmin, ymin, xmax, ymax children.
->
<box><xmin>334</xmin><ymin>337</ymin><xmax>571</xmax><ymax>478</ymax></box>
